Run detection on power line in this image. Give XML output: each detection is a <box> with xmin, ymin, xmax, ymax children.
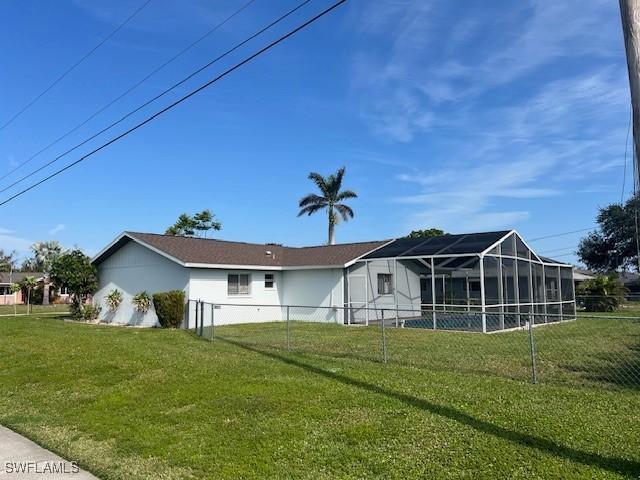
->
<box><xmin>0</xmin><ymin>0</ymin><xmax>314</xmax><ymax>196</ymax></box>
<box><xmin>528</xmin><ymin>227</ymin><xmax>596</xmax><ymax>242</ymax></box>
<box><xmin>539</xmin><ymin>245</ymin><xmax>578</xmax><ymax>254</ymax></box>
<box><xmin>0</xmin><ymin>0</ymin><xmax>348</xmax><ymax>208</ymax></box>
<box><xmin>0</xmin><ymin>0</ymin><xmax>153</xmax><ymax>132</ymax></box>
<box><xmin>0</xmin><ymin>0</ymin><xmax>258</xmax><ymax>183</ymax></box>
<box><xmin>549</xmin><ymin>252</ymin><xmax>578</xmax><ymax>258</ymax></box>
<box><xmin>621</xmin><ymin>107</ymin><xmax>632</xmax><ymax>204</ymax></box>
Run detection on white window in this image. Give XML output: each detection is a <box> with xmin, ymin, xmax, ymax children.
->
<box><xmin>59</xmin><ymin>286</ymin><xmax>69</xmax><ymax>295</ymax></box>
<box><xmin>265</xmin><ymin>273</ymin><xmax>275</xmax><ymax>289</ymax></box>
<box><xmin>228</xmin><ymin>274</ymin><xmax>250</xmax><ymax>295</ymax></box>
<box><xmin>377</xmin><ymin>273</ymin><xmax>393</xmax><ymax>295</ymax></box>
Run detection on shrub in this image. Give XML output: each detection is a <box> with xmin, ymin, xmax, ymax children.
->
<box><xmin>70</xmin><ymin>301</ymin><xmax>102</xmax><ymax>321</ymax></box>
<box><xmin>105</xmin><ymin>289</ymin><xmax>123</xmax><ymax>311</ymax></box>
<box><xmin>82</xmin><ymin>303</ymin><xmax>102</xmax><ymax>321</ymax></box>
<box><xmin>577</xmin><ymin>274</ymin><xmax>627</xmax><ymax>312</ymax></box>
<box><xmin>132</xmin><ymin>291</ymin><xmax>151</xmax><ymax>314</ymax></box>
<box><xmin>152</xmin><ymin>291</ymin><xmax>185</xmax><ymax>328</ymax></box>
<box><xmin>70</xmin><ymin>300</ymin><xmax>83</xmax><ymax>320</ymax></box>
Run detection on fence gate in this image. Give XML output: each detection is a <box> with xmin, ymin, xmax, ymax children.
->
<box><xmin>347</xmin><ymin>274</ymin><xmax>367</xmax><ymax>325</ymax></box>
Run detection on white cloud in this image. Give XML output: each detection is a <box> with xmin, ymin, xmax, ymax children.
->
<box><xmin>352</xmin><ymin>0</ymin><xmax>622</xmax><ymax>142</ymax></box>
<box><xmin>0</xmin><ymin>228</ymin><xmax>33</xmax><ymax>258</ymax></box>
<box><xmin>48</xmin><ymin>224</ymin><xmax>66</xmax><ymax>236</ymax></box>
<box><xmin>389</xmin><ymin>66</ymin><xmax>628</xmax><ymax>231</ymax></box>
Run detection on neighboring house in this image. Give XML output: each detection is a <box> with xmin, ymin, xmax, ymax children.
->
<box><xmin>0</xmin><ymin>272</ymin><xmax>43</xmax><ymax>305</ymax></box>
<box><xmin>92</xmin><ymin>232</ymin><xmax>389</xmax><ymax>327</ymax></box>
<box><xmin>618</xmin><ymin>271</ymin><xmax>640</xmax><ymax>298</ymax></box>
<box><xmin>92</xmin><ymin>230</ymin><xmax>575</xmax><ymax>332</ymax></box>
<box><xmin>573</xmin><ymin>268</ymin><xmax>596</xmax><ymax>288</ymax></box>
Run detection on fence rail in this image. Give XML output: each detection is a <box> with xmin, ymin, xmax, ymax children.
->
<box><xmin>187</xmin><ymin>300</ymin><xmax>640</xmax><ymax>390</ymax></box>
<box><xmin>0</xmin><ymin>304</ymin><xmax>70</xmax><ymax>317</ymax></box>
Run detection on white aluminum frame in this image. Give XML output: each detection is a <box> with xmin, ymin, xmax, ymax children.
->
<box><xmin>348</xmin><ymin>230</ymin><xmax>576</xmax><ymax>333</ymax></box>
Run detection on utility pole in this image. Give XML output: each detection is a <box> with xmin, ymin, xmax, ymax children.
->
<box><xmin>620</xmin><ymin>0</ymin><xmax>640</xmax><ymax>272</ymax></box>
<box><xmin>620</xmin><ymin>0</ymin><xmax>640</xmax><ymax>182</ymax></box>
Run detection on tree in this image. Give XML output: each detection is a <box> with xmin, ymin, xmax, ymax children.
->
<box><xmin>0</xmin><ymin>250</ymin><xmax>17</xmax><ymax>309</ymax></box>
<box><xmin>405</xmin><ymin>228</ymin><xmax>448</xmax><ymax>239</ymax></box>
<box><xmin>576</xmin><ymin>274</ymin><xmax>627</xmax><ymax>312</ymax></box>
<box><xmin>21</xmin><ymin>276</ymin><xmax>37</xmax><ymax>314</ymax></box>
<box><xmin>165</xmin><ymin>210</ymin><xmax>222</xmax><ymax>237</ymax></box>
<box><xmin>0</xmin><ymin>249</ymin><xmax>17</xmax><ymax>273</ymax></box>
<box><xmin>577</xmin><ymin>194</ymin><xmax>640</xmax><ymax>272</ymax></box>
<box><xmin>23</xmin><ymin>241</ymin><xmax>64</xmax><ymax>305</ymax></box>
<box><xmin>193</xmin><ymin>209</ymin><xmax>222</xmax><ymax>238</ymax></box>
<box><xmin>50</xmin><ymin>250</ymin><xmax>98</xmax><ymax>311</ymax></box>
<box><xmin>298</xmin><ymin>167</ymin><xmax>358</xmax><ymax>245</ymax></box>
<box><xmin>9</xmin><ymin>283</ymin><xmax>20</xmax><ymax>316</ymax></box>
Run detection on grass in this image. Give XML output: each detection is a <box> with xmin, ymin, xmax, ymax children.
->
<box><xmin>0</xmin><ymin>314</ymin><xmax>639</xmax><ymax>479</ymax></box>
<box><xmin>0</xmin><ymin>304</ymin><xmax>69</xmax><ymax>315</ymax></box>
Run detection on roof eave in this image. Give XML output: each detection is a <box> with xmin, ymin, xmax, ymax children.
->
<box><xmin>92</xmin><ymin>232</ymin><xmax>187</xmax><ymax>267</ymax></box>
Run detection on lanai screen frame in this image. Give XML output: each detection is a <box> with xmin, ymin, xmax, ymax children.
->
<box><xmin>349</xmin><ymin>230</ymin><xmax>576</xmax><ymax>333</ymax></box>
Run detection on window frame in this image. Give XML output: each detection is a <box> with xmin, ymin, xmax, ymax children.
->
<box><xmin>264</xmin><ymin>273</ymin><xmax>275</xmax><ymax>289</ymax></box>
<box><xmin>377</xmin><ymin>273</ymin><xmax>393</xmax><ymax>295</ymax></box>
<box><xmin>228</xmin><ymin>273</ymin><xmax>251</xmax><ymax>296</ymax></box>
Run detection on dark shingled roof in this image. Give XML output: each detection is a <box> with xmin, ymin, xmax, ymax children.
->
<box><xmin>0</xmin><ymin>272</ymin><xmax>44</xmax><ymax>284</ymax></box>
<box><xmin>93</xmin><ymin>232</ymin><xmax>390</xmax><ymax>268</ymax></box>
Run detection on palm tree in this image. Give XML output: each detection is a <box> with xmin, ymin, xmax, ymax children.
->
<box><xmin>27</xmin><ymin>241</ymin><xmax>63</xmax><ymax>305</ymax></box>
<box><xmin>22</xmin><ymin>276</ymin><xmax>37</xmax><ymax>314</ymax></box>
<box><xmin>298</xmin><ymin>167</ymin><xmax>357</xmax><ymax>245</ymax></box>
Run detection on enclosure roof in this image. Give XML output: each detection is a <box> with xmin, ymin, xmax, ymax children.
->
<box><xmin>92</xmin><ymin>232</ymin><xmax>390</xmax><ymax>268</ymax></box>
<box><xmin>363</xmin><ymin>231</ymin><xmax>511</xmax><ymax>259</ymax></box>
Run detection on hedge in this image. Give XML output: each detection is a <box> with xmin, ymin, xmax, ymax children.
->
<box><xmin>152</xmin><ymin>290</ymin><xmax>185</xmax><ymax>328</ymax></box>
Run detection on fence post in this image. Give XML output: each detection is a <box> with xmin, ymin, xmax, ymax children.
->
<box><xmin>381</xmin><ymin>309</ymin><xmax>388</xmax><ymax>364</ymax></box>
<box><xmin>199</xmin><ymin>300</ymin><xmax>204</xmax><ymax>337</ymax></box>
<box><xmin>194</xmin><ymin>300</ymin><xmax>199</xmax><ymax>333</ymax></box>
<box><xmin>286</xmin><ymin>305</ymin><xmax>291</xmax><ymax>351</ymax></box>
<box><xmin>528</xmin><ymin>318</ymin><xmax>538</xmax><ymax>384</ymax></box>
<box><xmin>211</xmin><ymin>303</ymin><xmax>216</xmax><ymax>342</ymax></box>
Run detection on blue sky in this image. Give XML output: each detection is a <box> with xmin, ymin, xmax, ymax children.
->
<box><xmin>0</xmin><ymin>0</ymin><xmax>631</xmax><ymax>263</ymax></box>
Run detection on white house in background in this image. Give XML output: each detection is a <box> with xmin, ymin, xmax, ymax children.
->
<box><xmin>91</xmin><ymin>232</ymin><xmax>390</xmax><ymax>327</ymax></box>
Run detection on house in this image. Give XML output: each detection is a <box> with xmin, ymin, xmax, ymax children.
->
<box><xmin>573</xmin><ymin>268</ymin><xmax>596</xmax><ymax>289</ymax></box>
<box><xmin>0</xmin><ymin>272</ymin><xmax>43</xmax><ymax>305</ymax></box>
<box><xmin>92</xmin><ymin>232</ymin><xmax>389</xmax><ymax>327</ymax></box>
<box><xmin>92</xmin><ymin>230</ymin><xmax>576</xmax><ymax>332</ymax></box>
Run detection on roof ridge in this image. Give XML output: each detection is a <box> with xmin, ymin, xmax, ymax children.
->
<box><xmin>126</xmin><ymin>231</ymin><xmax>388</xmax><ymax>250</ymax></box>
<box><xmin>127</xmin><ymin>231</ymin><xmax>288</xmax><ymax>248</ymax></box>
<box><xmin>290</xmin><ymin>239</ymin><xmax>391</xmax><ymax>250</ymax></box>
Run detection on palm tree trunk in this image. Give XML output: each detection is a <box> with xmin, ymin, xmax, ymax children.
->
<box><xmin>328</xmin><ymin>208</ymin><xmax>336</xmax><ymax>245</ymax></box>
<box><xmin>43</xmin><ymin>281</ymin><xmax>50</xmax><ymax>306</ymax></box>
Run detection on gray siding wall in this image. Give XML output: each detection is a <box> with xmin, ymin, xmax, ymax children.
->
<box><xmin>95</xmin><ymin>240</ymin><xmax>189</xmax><ymax>327</ymax></box>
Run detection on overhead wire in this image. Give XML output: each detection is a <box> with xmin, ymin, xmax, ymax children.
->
<box><xmin>0</xmin><ymin>0</ymin><xmax>258</xmax><ymax>182</ymax></box>
<box><xmin>0</xmin><ymin>0</ymin><xmax>154</xmax><ymax>132</ymax></box>
<box><xmin>0</xmin><ymin>0</ymin><xmax>348</xmax><ymax>207</ymax></box>
<box><xmin>0</xmin><ymin>0</ymin><xmax>314</xmax><ymax>196</ymax></box>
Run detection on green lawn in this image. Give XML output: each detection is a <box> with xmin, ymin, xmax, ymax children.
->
<box><xmin>0</xmin><ymin>304</ymin><xmax>69</xmax><ymax>315</ymax></box>
<box><xmin>0</xmin><ymin>315</ymin><xmax>638</xmax><ymax>479</ymax></box>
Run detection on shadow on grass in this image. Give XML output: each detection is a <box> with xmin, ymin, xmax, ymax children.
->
<box><xmin>220</xmin><ymin>337</ymin><xmax>640</xmax><ymax>477</ymax></box>
<box><xmin>557</xmin><ymin>343</ymin><xmax>640</xmax><ymax>390</ymax></box>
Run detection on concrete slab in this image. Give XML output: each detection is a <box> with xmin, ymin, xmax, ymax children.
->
<box><xmin>0</xmin><ymin>426</ymin><xmax>98</xmax><ymax>479</ymax></box>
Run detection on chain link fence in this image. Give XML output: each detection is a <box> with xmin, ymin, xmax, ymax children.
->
<box><xmin>187</xmin><ymin>300</ymin><xmax>640</xmax><ymax>389</ymax></box>
<box><xmin>0</xmin><ymin>304</ymin><xmax>71</xmax><ymax>317</ymax></box>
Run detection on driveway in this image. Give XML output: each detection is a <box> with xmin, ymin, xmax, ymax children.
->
<box><xmin>0</xmin><ymin>426</ymin><xmax>97</xmax><ymax>479</ymax></box>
